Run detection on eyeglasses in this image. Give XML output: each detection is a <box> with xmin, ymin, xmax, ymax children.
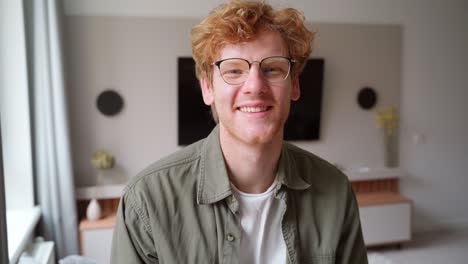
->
<box><xmin>212</xmin><ymin>56</ymin><xmax>296</xmax><ymax>85</ymax></box>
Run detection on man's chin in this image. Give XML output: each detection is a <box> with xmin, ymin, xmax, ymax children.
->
<box><xmin>219</xmin><ymin>122</ymin><xmax>283</xmax><ymax>145</ymax></box>
<box><xmin>240</xmin><ymin>129</ymin><xmax>283</xmax><ymax>146</ymax></box>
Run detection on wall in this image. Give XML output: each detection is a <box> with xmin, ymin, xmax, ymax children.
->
<box><xmin>65</xmin><ymin>17</ymin><xmax>195</xmax><ymax>186</ymax></box>
<box><xmin>300</xmin><ymin>23</ymin><xmax>401</xmax><ymax>168</ymax></box>
<box><xmin>65</xmin><ymin>18</ymin><xmax>401</xmax><ymax>185</ymax></box>
<box><xmin>63</xmin><ymin>0</ymin><xmax>468</xmax><ymax>233</ymax></box>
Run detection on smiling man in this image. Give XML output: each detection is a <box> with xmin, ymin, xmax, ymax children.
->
<box><xmin>111</xmin><ymin>1</ymin><xmax>368</xmax><ymax>263</ymax></box>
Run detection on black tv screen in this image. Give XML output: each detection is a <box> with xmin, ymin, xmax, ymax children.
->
<box><xmin>178</xmin><ymin>57</ymin><xmax>324</xmax><ymax>145</ymax></box>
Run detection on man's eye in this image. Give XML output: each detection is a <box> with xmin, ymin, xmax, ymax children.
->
<box><xmin>262</xmin><ymin>67</ymin><xmax>282</xmax><ymax>76</ymax></box>
<box><xmin>228</xmin><ymin>69</ymin><xmax>243</xmax><ymax>74</ymax></box>
<box><xmin>223</xmin><ymin>68</ymin><xmax>244</xmax><ymax>75</ymax></box>
<box><xmin>263</xmin><ymin>67</ymin><xmax>277</xmax><ymax>72</ymax></box>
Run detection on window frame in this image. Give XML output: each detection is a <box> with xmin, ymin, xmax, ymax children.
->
<box><xmin>0</xmin><ymin>119</ymin><xmax>9</xmax><ymax>264</ymax></box>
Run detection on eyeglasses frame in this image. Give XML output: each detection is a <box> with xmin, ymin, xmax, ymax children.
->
<box><xmin>211</xmin><ymin>56</ymin><xmax>296</xmax><ymax>85</ymax></box>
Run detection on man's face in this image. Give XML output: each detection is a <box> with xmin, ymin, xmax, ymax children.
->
<box><xmin>200</xmin><ymin>30</ymin><xmax>300</xmax><ymax>146</ymax></box>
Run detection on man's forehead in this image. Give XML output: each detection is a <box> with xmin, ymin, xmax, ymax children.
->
<box><xmin>215</xmin><ymin>30</ymin><xmax>288</xmax><ymax>61</ymax></box>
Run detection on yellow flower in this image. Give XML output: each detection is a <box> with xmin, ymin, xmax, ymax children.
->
<box><xmin>376</xmin><ymin>106</ymin><xmax>398</xmax><ymax>136</ymax></box>
<box><xmin>91</xmin><ymin>151</ymin><xmax>114</xmax><ymax>170</ymax></box>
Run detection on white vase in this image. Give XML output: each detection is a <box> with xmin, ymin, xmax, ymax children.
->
<box><xmin>86</xmin><ymin>199</ymin><xmax>102</xmax><ymax>221</ymax></box>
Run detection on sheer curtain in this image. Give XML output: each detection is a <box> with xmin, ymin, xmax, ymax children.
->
<box><xmin>24</xmin><ymin>0</ymin><xmax>79</xmax><ymax>258</ymax></box>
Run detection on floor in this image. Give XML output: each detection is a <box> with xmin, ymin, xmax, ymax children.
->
<box><xmin>368</xmin><ymin>228</ymin><xmax>468</xmax><ymax>264</ymax></box>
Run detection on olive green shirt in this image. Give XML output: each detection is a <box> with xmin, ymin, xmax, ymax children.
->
<box><xmin>111</xmin><ymin>127</ymin><xmax>368</xmax><ymax>263</ymax></box>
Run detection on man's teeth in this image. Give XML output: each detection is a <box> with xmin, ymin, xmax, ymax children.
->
<box><xmin>239</xmin><ymin>106</ymin><xmax>268</xmax><ymax>113</ymax></box>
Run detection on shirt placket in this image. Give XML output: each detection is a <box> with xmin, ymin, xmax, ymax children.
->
<box><xmin>277</xmin><ymin>189</ymin><xmax>299</xmax><ymax>264</ymax></box>
<box><xmin>221</xmin><ymin>194</ymin><xmax>241</xmax><ymax>264</ymax></box>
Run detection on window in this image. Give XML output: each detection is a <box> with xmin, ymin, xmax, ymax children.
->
<box><xmin>0</xmin><ymin>123</ymin><xmax>8</xmax><ymax>264</ymax></box>
<box><xmin>0</xmin><ymin>0</ymin><xmax>39</xmax><ymax>263</ymax></box>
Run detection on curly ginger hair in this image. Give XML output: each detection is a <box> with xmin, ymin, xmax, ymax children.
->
<box><xmin>191</xmin><ymin>0</ymin><xmax>315</xmax><ymax>85</ymax></box>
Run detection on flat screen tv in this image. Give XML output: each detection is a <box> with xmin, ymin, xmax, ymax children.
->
<box><xmin>178</xmin><ymin>57</ymin><xmax>324</xmax><ymax>145</ymax></box>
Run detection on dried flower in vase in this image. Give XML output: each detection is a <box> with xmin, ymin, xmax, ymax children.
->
<box><xmin>375</xmin><ymin>106</ymin><xmax>399</xmax><ymax>167</ymax></box>
<box><xmin>376</xmin><ymin>106</ymin><xmax>398</xmax><ymax>137</ymax></box>
<box><xmin>91</xmin><ymin>150</ymin><xmax>114</xmax><ymax>170</ymax></box>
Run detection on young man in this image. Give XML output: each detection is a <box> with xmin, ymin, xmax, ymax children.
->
<box><xmin>111</xmin><ymin>1</ymin><xmax>368</xmax><ymax>263</ymax></box>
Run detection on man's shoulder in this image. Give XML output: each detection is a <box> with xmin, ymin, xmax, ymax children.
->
<box><xmin>123</xmin><ymin>139</ymin><xmax>205</xmax><ymax>196</ymax></box>
<box><xmin>283</xmin><ymin>142</ymin><xmax>350</xmax><ymax>189</ymax></box>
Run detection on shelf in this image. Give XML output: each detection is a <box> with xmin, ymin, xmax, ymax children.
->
<box><xmin>75</xmin><ymin>184</ymin><xmax>126</xmax><ymax>200</ymax></box>
<box><xmin>356</xmin><ymin>192</ymin><xmax>411</xmax><ymax>207</ymax></box>
<box><xmin>79</xmin><ymin>214</ymin><xmax>116</xmax><ymax>230</ymax></box>
<box><xmin>344</xmin><ymin>167</ymin><xmax>404</xmax><ymax>181</ymax></box>
<box><xmin>74</xmin><ymin>168</ymin><xmax>403</xmax><ymax>200</ymax></box>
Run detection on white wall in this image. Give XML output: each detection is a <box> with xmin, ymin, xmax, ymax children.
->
<box><xmin>65</xmin><ymin>18</ymin><xmax>401</xmax><ymax>184</ymax></box>
<box><xmin>63</xmin><ymin>0</ymin><xmax>468</xmax><ymax>233</ymax></box>
<box><xmin>299</xmin><ymin>23</ymin><xmax>401</xmax><ymax>168</ymax></box>
<box><xmin>65</xmin><ymin>17</ymin><xmax>195</xmax><ymax>186</ymax></box>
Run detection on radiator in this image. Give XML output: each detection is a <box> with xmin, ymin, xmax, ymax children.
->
<box><xmin>18</xmin><ymin>238</ymin><xmax>55</xmax><ymax>264</ymax></box>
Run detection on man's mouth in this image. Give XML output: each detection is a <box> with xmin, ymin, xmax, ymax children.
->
<box><xmin>238</xmin><ymin>106</ymin><xmax>271</xmax><ymax>113</ymax></box>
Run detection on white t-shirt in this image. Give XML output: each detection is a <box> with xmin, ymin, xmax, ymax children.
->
<box><xmin>231</xmin><ymin>182</ymin><xmax>287</xmax><ymax>264</ymax></box>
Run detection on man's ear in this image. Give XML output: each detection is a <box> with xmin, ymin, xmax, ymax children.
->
<box><xmin>200</xmin><ymin>77</ymin><xmax>214</xmax><ymax>105</ymax></box>
<box><xmin>291</xmin><ymin>78</ymin><xmax>300</xmax><ymax>101</ymax></box>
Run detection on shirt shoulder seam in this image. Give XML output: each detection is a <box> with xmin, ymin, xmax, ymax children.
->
<box><xmin>124</xmin><ymin>154</ymin><xmax>201</xmax><ymax>193</ymax></box>
<box><xmin>125</xmin><ymin>188</ymin><xmax>153</xmax><ymax>234</ymax></box>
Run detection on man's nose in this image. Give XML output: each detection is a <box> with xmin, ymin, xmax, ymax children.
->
<box><xmin>242</xmin><ymin>64</ymin><xmax>268</xmax><ymax>94</ymax></box>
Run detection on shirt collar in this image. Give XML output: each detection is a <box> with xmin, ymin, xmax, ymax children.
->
<box><xmin>197</xmin><ymin>126</ymin><xmax>311</xmax><ymax>205</ymax></box>
<box><xmin>277</xmin><ymin>144</ymin><xmax>311</xmax><ymax>191</ymax></box>
<box><xmin>197</xmin><ymin>126</ymin><xmax>232</xmax><ymax>204</ymax></box>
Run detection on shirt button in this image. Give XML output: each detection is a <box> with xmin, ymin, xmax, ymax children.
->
<box><xmin>226</xmin><ymin>234</ymin><xmax>235</xmax><ymax>242</ymax></box>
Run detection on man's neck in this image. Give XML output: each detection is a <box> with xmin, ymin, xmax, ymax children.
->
<box><xmin>219</xmin><ymin>130</ymin><xmax>283</xmax><ymax>194</ymax></box>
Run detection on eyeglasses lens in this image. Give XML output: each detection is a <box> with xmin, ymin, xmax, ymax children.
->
<box><xmin>219</xmin><ymin>60</ymin><xmax>249</xmax><ymax>85</ymax></box>
<box><xmin>218</xmin><ymin>57</ymin><xmax>291</xmax><ymax>85</ymax></box>
<box><xmin>260</xmin><ymin>57</ymin><xmax>291</xmax><ymax>83</ymax></box>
